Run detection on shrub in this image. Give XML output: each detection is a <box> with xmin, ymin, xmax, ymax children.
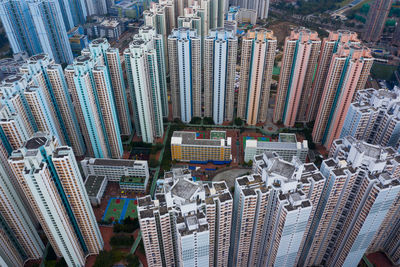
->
<box><xmin>110</xmin><ymin>235</ymin><xmax>134</xmax><ymax>248</ymax></box>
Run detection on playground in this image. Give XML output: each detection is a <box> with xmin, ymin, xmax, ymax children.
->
<box><xmin>102</xmin><ymin>197</ymin><xmax>138</xmax><ymax>223</ymax></box>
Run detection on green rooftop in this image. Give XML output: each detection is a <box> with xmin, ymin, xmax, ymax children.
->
<box><xmin>120</xmin><ymin>176</ymin><xmax>145</xmax><ymax>184</ymax></box>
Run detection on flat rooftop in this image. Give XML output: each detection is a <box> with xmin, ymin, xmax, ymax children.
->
<box><xmin>85</xmin><ymin>175</ymin><xmax>106</xmax><ymax>196</ymax></box>
<box><xmin>25</xmin><ymin>136</ymin><xmax>48</xmax><ymax>150</ymax></box>
<box><xmin>279</xmin><ymin>133</ymin><xmax>297</xmax><ymax>143</ymax></box>
<box><xmin>85</xmin><ymin>158</ymin><xmax>147</xmax><ymax>168</ymax></box>
<box><xmin>171</xmin><ymin>131</ymin><xmax>230</xmax><ymax>147</ymax></box>
<box><xmin>170</xmin><ymin>178</ymin><xmax>201</xmax><ymax>201</ymax></box>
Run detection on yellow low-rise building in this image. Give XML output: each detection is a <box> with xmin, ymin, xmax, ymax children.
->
<box><xmin>171</xmin><ymin>131</ymin><xmax>232</xmax><ymax>163</ymax></box>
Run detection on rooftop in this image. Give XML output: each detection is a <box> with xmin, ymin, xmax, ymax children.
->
<box><xmin>85</xmin><ymin>175</ymin><xmax>107</xmax><ymax>196</ymax></box>
<box><xmin>171</xmin><ymin>131</ymin><xmax>230</xmax><ymax>147</ymax></box>
<box><xmin>25</xmin><ymin>136</ymin><xmax>48</xmax><ymax>150</ymax></box>
<box><xmin>85</xmin><ymin>158</ymin><xmax>147</xmax><ymax>168</ymax></box>
<box><xmin>170</xmin><ymin>178</ymin><xmax>201</xmax><ymax>200</ymax></box>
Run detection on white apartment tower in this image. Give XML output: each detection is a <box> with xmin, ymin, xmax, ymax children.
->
<box><xmin>9</xmin><ymin>133</ymin><xmax>103</xmax><ymax>266</ymax></box>
<box><xmin>204</xmin><ymin>28</ymin><xmax>237</xmax><ymax>124</ymax></box>
<box><xmin>20</xmin><ymin>54</ymin><xmax>86</xmax><ymax>156</ymax></box>
<box><xmin>230</xmin><ymin>153</ymin><xmax>323</xmax><ymax>267</ymax></box>
<box><xmin>82</xmin><ymin>38</ymin><xmax>132</xmax><ymax>136</ymax></box>
<box><xmin>299</xmin><ymin>136</ymin><xmax>400</xmax><ymax>266</ymax></box>
<box><xmin>65</xmin><ymin>55</ymin><xmax>123</xmax><ymax>158</ymax></box>
<box><xmin>340</xmin><ymin>87</ymin><xmax>400</xmax><ymax>151</ymax></box>
<box><xmin>169</xmin><ymin>28</ymin><xmax>202</xmax><ymax>123</ymax></box>
<box><xmin>138</xmin><ymin>168</ymin><xmax>233</xmax><ymax>267</ymax></box>
<box><xmin>124</xmin><ymin>26</ymin><xmax>165</xmax><ymax>143</ymax></box>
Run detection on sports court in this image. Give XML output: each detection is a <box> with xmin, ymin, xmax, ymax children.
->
<box><xmin>102</xmin><ymin>198</ymin><xmax>138</xmax><ymax>223</ymax></box>
<box><xmin>210</xmin><ymin>131</ymin><xmax>226</xmax><ymax>140</ymax></box>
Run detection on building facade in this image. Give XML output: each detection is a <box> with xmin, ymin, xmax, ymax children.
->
<box><xmin>299</xmin><ymin>136</ymin><xmax>400</xmax><ymax>266</ymax></box>
<box><xmin>273</xmin><ymin>28</ymin><xmax>321</xmax><ymax>126</ymax></box>
<box><xmin>312</xmin><ymin>44</ymin><xmax>373</xmax><ymax>149</ymax></box>
<box><xmin>308</xmin><ymin>30</ymin><xmax>360</xmax><ymax>122</ymax></box>
<box><xmin>244</xmin><ymin>133</ymin><xmax>308</xmax><ymax>162</ymax></box>
<box><xmin>138</xmin><ymin>168</ymin><xmax>232</xmax><ymax>267</ymax></box>
<box><xmin>340</xmin><ymin>87</ymin><xmax>400</xmax><ymax>151</ymax></box>
<box><xmin>83</xmin><ymin>38</ymin><xmax>132</xmax><ymax>136</ymax></box>
<box><xmin>204</xmin><ymin>28</ymin><xmax>237</xmax><ymax>124</ymax></box>
<box><xmin>9</xmin><ymin>133</ymin><xmax>103</xmax><ymax>266</ymax></box>
<box><xmin>230</xmin><ymin>153</ymin><xmax>324</xmax><ymax>267</ymax></box>
<box><xmin>124</xmin><ymin>26</ymin><xmax>165</xmax><ymax>143</ymax></box>
<box><xmin>171</xmin><ymin>131</ymin><xmax>232</xmax><ymax>163</ymax></box>
<box><xmin>80</xmin><ymin>157</ymin><xmax>149</xmax><ymax>183</ymax></box>
<box><xmin>169</xmin><ymin>28</ymin><xmax>202</xmax><ymax>123</ymax></box>
<box><xmin>237</xmin><ymin>29</ymin><xmax>276</xmax><ymax>125</ymax></box>
<box><xmin>65</xmin><ymin>54</ymin><xmax>123</xmax><ymax>158</ymax></box>
<box><xmin>21</xmin><ymin>54</ymin><xmax>86</xmax><ymax>156</ymax></box>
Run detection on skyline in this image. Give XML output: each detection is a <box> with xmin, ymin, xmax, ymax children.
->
<box><xmin>0</xmin><ymin>0</ymin><xmax>399</xmax><ymax>266</ymax></box>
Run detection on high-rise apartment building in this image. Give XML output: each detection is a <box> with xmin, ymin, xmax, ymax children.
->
<box><xmin>143</xmin><ymin>0</ymin><xmax>175</xmax><ymax>73</ymax></box>
<box><xmin>340</xmin><ymin>87</ymin><xmax>400</xmax><ymax>151</ymax></box>
<box><xmin>9</xmin><ymin>133</ymin><xmax>103</xmax><ymax>266</ymax></box>
<box><xmin>169</xmin><ymin>28</ymin><xmax>202</xmax><ymax>123</ymax></box>
<box><xmin>230</xmin><ymin>153</ymin><xmax>324</xmax><ymax>267</ymax></box>
<box><xmin>367</xmin><ymin>163</ymin><xmax>400</xmax><ymax>265</ymax></box>
<box><xmin>312</xmin><ymin>44</ymin><xmax>373</xmax><ymax>148</ymax></box>
<box><xmin>21</xmin><ymin>54</ymin><xmax>86</xmax><ymax>156</ymax></box>
<box><xmin>83</xmin><ymin>38</ymin><xmax>132</xmax><ymax>136</ymax></box>
<box><xmin>138</xmin><ymin>168</ymin><xmax>232</xmax><ymax>267</ymax></box>
<box><xmin>23</xmin><ymin>85</ymin><xmax>66</xmax><ymax>144</ymax></box>
<box><xmin>229</xmin><ymin>0</ymin><xmax>269</xmax><ymax>19</ymax></box>
<box><xmin>177</xmin><ymin>3</ymin><xmax>209</xmax><ymax>39</ymax></box>
<box><xmin>0</xmin><ymin>0</ymin><xmax>74</xmax><ymax>64</ymax></box>
<box><xmin>0</xmin><ymin>75</ymin><xmax>36</xmax><ymax>136</ymax></box>
<box><xmin>307</xmin><ymin>30</ymin><xmax>360</xmax><ymax>122</ymax></box>
<box><xmin>124</xmin><ymin>26</ymin><xmax>165</xmax><ymax>143</ymax></box>
<box><xmin>299</xmin><ymin>136</ymin><xmax>400</xmax><ymax>266</ymax></box>
<box><xmin>363</xmin><ymin>0</ymin><xmax>393</xmax><ymax>42</ymax></box>
<box><xmin>0</xmin><ymin>0</ymin><xmax>42</xmax><ymax>56</ymax></box>
<box><xmin>0</xmin><ymin>72</ymin><xmax>67</xmax><ymax>146</ymax></box>
<box><xmin>204</xmin><ymin>28</ymin><xmax>237</xmax><ymax>124</ymax></box>
<box><xmin>0</xmin><ymin>155</ymin><xmax>44</xmax><ymax>265</ymax></box>
<box><xmin>273</xmin><ymin>28</ymin><xmax>320</xmax><ymax>126</ymax></box>
<box><xmin>65</xmin><ymin>54</ymin><xmax>123</xmax><ymax>158</ymax></box>
<box><xmin>27</xmin><ymin>0</ymin><xmax>74</xmax><ymax>64</ymax></box>
<box><xmin>84</xmin><ymin>0</ymin><xmax>106</xmax><ymax>15</ymax></box>
<box><xmin>237</xmin><ymin>29</ymin><xmax>276</xmax><ymax>125</ymax></box>
<box><xmin>0</xmin><ymin>105</ymin><xmax>31</xmax><ymax>150</ymax></box>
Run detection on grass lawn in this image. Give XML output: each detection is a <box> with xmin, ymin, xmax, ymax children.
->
<box><xmin>370</xmin><ymin>63</ymin><xmax>398</xmax><ymax>81</ymax></box>
<box><xmin>123</xmin><ymin>199</ymin><xmax>138</xmax><ymax>219</ymax></box>
<box><xmin>104</xmin><ymin>198</ymin><xmax>126</xmax><ymax>222</ymax></box>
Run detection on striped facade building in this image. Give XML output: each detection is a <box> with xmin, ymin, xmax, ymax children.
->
<box><xmin>9</xmin><ymin>133</ymin><xmax>103</xmax><ymax>266</ymax></box>
<box><xmin>307</xmin><ymin>30</ymin><xmax>360</xmax><ymax>122</ymax></box>
<box><xmin>340</xmin><ymin>87</ymin><xmax>400</xmax><ymax>151</ymax></box>
<box><xmin>168</xmin><ymin>27</ymin><xmax>202</xmax><ymax>123</ymax></box>
<box><xmin>138</xmin><ymin>168</ymin><xmax>232</xmax><ymax>267</ymax></box>
<box><xmin>204</xmin><ymin>28</ymin><xmax>237</xmax><ymax>124</ymax></box>
<box><xmin>230</xmin><ymin>152</ymin><xmax>324</xmax><ymax>267</ymax></box>
<box><xmin>299</xmin><ymin>136</ymin><xmax>400</xmax><ymax>266</ymax></box>
<box><xmin>273</xmin><ymin>28</ymin><xmax>320</xmax><ymax>127</ymax></box>
<box><xmin>82</xmin><ymin>38</ymin><xmax>132</xmax><ymax>136</ymax></box>
<box><xmin>312</xmin><ymin>44</ymin><xmax>373</xmax><ymax>149</ymax></box>
<box><xmin>124</xmin><ymin>26</ymin><xmax>165</xmax><ymax>143</ymax></box>
<box><xmin>65</xmin><ymin>54</ymin><xmax>123</xmax><ymax>158</ymax></box>
<box><xmin>237</xmin><ymin>29</ymin><xmax>276</xmax><ymax>125</ymax></box>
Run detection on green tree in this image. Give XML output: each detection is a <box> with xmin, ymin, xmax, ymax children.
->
<box><xmin>234</xmin><ymin>117</ymin><xmax>243</xmax><ymax>126</ymax></box>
